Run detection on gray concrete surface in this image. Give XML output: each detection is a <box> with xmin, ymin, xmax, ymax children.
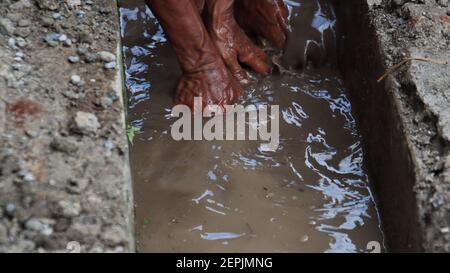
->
<box><xmin>0</xmin><ymin>0</ymin><xmax>134</xmax><ymax>252</ymax></box>
<box><xmin>362</xmin><ymin>0</ymin><xmax>449</xmax><ymax>252</ymax></box>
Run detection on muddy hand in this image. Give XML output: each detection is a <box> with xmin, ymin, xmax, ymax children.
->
<box><xmin>206</xmin><ymin>0</ymin><xmax>269</xmax><ymax>84</ymax></box>
<box><xmin>146</xmin><ymin>0</ymin><xmax>242</xmax><ymax>109</ymax></box>
<box><xmin>192</xmin><ymin>0</ymin><xmax>205</xmax><ymax>12</ymax></box>
<box><xmin>235</xmin><ymin>0</ymin><xmax>289</xmax><ymax>49</ymax></box>
<box><xmin>174</xmin><ymin>60</ymin><xmax>242</xmax><ymax>111</ymax></box>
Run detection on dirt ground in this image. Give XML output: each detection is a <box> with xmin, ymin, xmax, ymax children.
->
<box><xmin>0</xmin><ymin>0</ymin><xmax>133</xmax><ymax>252</ymax></box>
<box><xmin>0</xmin><ymin>0</ymin><xmax>448</xmax><ymax>252</ymax></box>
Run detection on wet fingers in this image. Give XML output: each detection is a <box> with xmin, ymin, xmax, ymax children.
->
<box><xmin>238</xmin><ymin>50</ymin><xmax>270</xmax><ymax>75</ymax></box>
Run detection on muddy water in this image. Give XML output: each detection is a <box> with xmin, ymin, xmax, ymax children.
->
<box><xmin>119</xmin><ymin>0</ymin><xmax>385</xmax><ymax>252</ymax></box>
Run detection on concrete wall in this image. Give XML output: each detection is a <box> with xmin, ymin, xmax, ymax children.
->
<box><xmin>0</xmin><ymin>0</ymin><xmax>134</xmax><ymax>253</ymax></box>
<box><xmin>335</xmin><ymin>0</ymin><xmax>450</xmax><ymax>252</ymax></box>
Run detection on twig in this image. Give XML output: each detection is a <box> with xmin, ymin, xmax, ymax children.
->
<box><xmin>377</xmin><ymin>57</ymin><xmax>450</xmax><ymax>83</ymax></box>
<box><xmin>0</xmin><ymin>97</ymin><xmax>10</xmax><ymax>105</ymax></box>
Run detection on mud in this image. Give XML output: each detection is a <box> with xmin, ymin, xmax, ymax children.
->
<box><xmin>120</xmin><ymin>0</ymin><xmax>385</xmax><ymax>252</ymax></box>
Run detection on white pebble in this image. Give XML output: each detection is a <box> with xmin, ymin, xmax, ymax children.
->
<box><xmin>70</xmin><ymin>75</ymin><xmax>81</xmax><ymax>85</ymax></box>
<box><xmin>58</xmin><ymin>34</ymin><xmax>67</xmax><ymax>42</ymax></box>
<box><xmin>104</xmin><ymin>61</ymin><xmax>116</xmax><ymax>69</ymax></box>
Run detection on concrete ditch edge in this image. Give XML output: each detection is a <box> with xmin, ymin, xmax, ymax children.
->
<box><xmin>0</xmin><ymin>0</ymin><xmax>135</xmax><ymax>253</ymax></box>
<box><xmin>338</xmin><ymin>0</ymin><xmax>449</xmax><ymax>252</ymax></box>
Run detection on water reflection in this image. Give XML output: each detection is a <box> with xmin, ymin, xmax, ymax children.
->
<box><xmin>119</xmin><ymin>0</ymin><xmax>385</xmax><ymax>252</ymax></box>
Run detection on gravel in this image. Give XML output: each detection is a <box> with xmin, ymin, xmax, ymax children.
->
<box><xmin>0</xmin><ymin>0</ymin><xmax>133</xmax><ymax>253</ymax></box>
<box><xmin>72</xmin><ymin>111</ymin><xmax>100</xmax><ymax>135</ymax></box>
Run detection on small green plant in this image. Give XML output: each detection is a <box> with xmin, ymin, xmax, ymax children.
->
<box><xmin>127</xmin><ymin>124</ymin><xmax>140</xmax><ymax>145</ymax></box>
<box><xmin>143</xmin><ymin>218</ymin><xmax>150</xmax><ymax>227</ymax></box>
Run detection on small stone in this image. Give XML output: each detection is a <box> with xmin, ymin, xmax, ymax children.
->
<box><xmin>6</xmin><ymin>13</ymin><xmax>21</xmax><ymax>22</ymax></box>
<box><xmin>67</xmin><ymin>0</ymin><xmax>81</xmax><ymax>6</ymax></box>
<box><xmin>23</xmin><ymin>172</ymin><xmax>35</xmax><ymax>182</ymax></box>
<box><xmin>67</xmin><ymin>219</ymin><xmax>101</xmax><ymax>239</ymax></box>
<box><xmin>70</xmin><ymin>74</ymin><xmax>82</xmax><ymax>86</ymax></box>
<box><xmin>8</xmin><ymin>38</ymin><xmax>16</xmax><ymax>47</ymax></box>
<box><xmin>41</xmin><ymin>17</ymin><xmax>54</xmax><ymax>27</ymax></box>
<box><xmin>0</xmin><ymin>18</ymin><xmax>16</xmax><ymax>35</ymax></box>
<box><xmin>16</xmin><ymin>37</ymin><xmax>27</xmax><ymax>48</ymax></box>
<box><xmin>17</xmin><ymin>19</ymin><xmax>31</xmax><ymax>27</ymax></box>
<box><xmin>25</xmin><ymin>218</ymin><xmax>55</xmax><ymax>236</ymax></box>
<box><xmin>36</xmin><ymin>0</ymin><xmax>58</xmax><ymax>10</ymax></box>
<box><xmin>51</xmin><ymin>137</ymin><xmax>78</xmax><ymax>154</ymax></box>
<box><xmin>63</xmin><ymin>39</ymin><xmax>72</xmax><ymax>47</ymax></box>
<box><xmin>266</xmin><ymin>192</ymin><xmax>275</xmax><ymax>199</ymax></box>
<box><xmin>15</xmin><ymin>52</ymin><xmax>24</xmax><ymax>59</ymax></box>
<box><xmin>82</xmin><ymin>52</ymin><xmax>98</xmax><ymax>63</ymax></box>
<box><xmin>72</xmin><ymin>111</ymin><xmax>100</xmax><ymax>134</ymax></box>
<box><xmin>54</xmin><ymin>218</ymin><xmax>70</xmax><ymax>232</ymax></box>
<box><xmin>99</xmin><ymin>7</ymin><xmax>112</xmax><ymax>14</ymax></box>
<box><xmin>441</xmin><ymin>227</ymin><xmax>449</xmax><ymax>234</ymax></box>
<box><xmin>77</xmin><ymin>11</ymin><xmax>86</xmax><ymax>18</ymax></box>
<box><xmin>78</xmin><ymin>31</ymin><xmax>93</xmax><ymax>44</ymax></box>
<box><xmin>104</xmin><ymin>61</ymin><xmax>116</xmax><ymax>69</ymax></box>
<box><xmin>367</xmin><ymin>0</ymin><xmax>382</xmax><ymax>7</ymax></box>
<box><xmin>52</xmin><ymin>13</ymin><xmax>62</xmax><ymax>19</ymax></box>
<box><xmin>104</xmin><ymin>140</ymin><xmax>114</xmax><ymax>150</ymax></box>
<box><xmin>97</xmin><ymin>51</ymin><xmax>116</xmax><ymax>62</ymax></box>
<box><xmin>44</xmin><ymin>32</ymin><xmax>60</xmax><ymax>47</ymax></box>
<box><xmin>24</xmin><ymin>120</ymin><xmax>40</xmax><ymax>137</ymax></box>
<box><xmin>56</xmin><ymin>200</ymin><xmax>81</xmax><ymax>217</ymax></box>
<box><xmin>14</xmin><ymin>27</ymin><xmax>31</xmax><ymax>38</ymax></box>
<box><xmin>392</xmin><ymin>0</ymin><xmax>405</xmax><ymax>7</ymax></box>
<box><xmin>1</xmin><ymin>155</ymin><xmax>20</xmax><ymax>174</ymax></box>
<box><xmin>68</xmin><ymin>55</ymin><xmax>80</xmax><ymax>63</ymax></box>
<box><xmin>100</xmin><ymin>96</ymin><xmax>113</xmax><ymax>108</ymax></box>
<box><xmin>10</xmin><ymin>0</ymin><xmax>33</xmax><ymax>10</ymax></box>
<box><xmin>101</xmin><ymin>226</ymin><xmax>126</xmax><ymax>246</ymax></box>
<box><xmin>58</xmin><ymin>34</ymin><xmax>67</xmax><ymax>42</ymax></box>
<box><xmin>437</xmin><ymin>0</ymin><xmax>449</xmax><ymax>8</ymax></box>
<box><xmin>5</xmin><ymin>203</ymin><xmax>17</xmax><ymax>217</ymax></box>
<box><xmin>62</xmin><ymin>90</ymin><xmax>82</xmax><ymax>100</ymax></box>
<box><xmin>12</xmin><ymin>63</ymin><xmax>32</xmax><ymax>73</ymax></box>
<box><xmin>300</xmin><ymin>235</ymin><xmax>309</xmax><ymax>243</ymax></box>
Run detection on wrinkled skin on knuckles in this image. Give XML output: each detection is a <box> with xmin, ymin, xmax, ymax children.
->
<box><xmin>206</xmin><ymin>0</ymin><xmax>270</xmax><ymax>84</ymax></box>
<box><xmin>145</xmin><ymin>0</ymin><xmax>289</xmax><ymax>109</ymax></box>
<box><xmin>174</xmin><ymin>62</ymin><xmax>242</xmax><ymax>111</ymax></box>
<box><xmin>146</xmin><ymin>0</ymin><xmax>241</xmax><ymax>110</ymax></box>
<box><xmin>235</xmin><ymin>0</ymin><xmax>289</xmax><ymax>49</ymax></box>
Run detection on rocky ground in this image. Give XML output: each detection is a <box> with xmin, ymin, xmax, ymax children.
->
<box><xmin>0</xmin><ymin>0</ymin><xmax>134</xmax><ymax>252</ymax></box>
<box><xmin>368</xmin><ymin>0</ymin><xmax>450</xmax><ymax>251</ymax></box>
<box><xmin>0</xmin><ymin>0</ymin><xmax>448</xmax><ymax>253</ymax></box>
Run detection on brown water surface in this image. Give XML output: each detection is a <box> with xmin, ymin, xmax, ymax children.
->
<box><xmin>119</xmin><ymin>0</ymin><xmax>385</xmax><ymax>253</ymax></box>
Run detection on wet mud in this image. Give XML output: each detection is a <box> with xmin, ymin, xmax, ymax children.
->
<box><xmin>119</xmin><ymin>0</ymin><xmax>385</xmax><ymax>252</ymax></box>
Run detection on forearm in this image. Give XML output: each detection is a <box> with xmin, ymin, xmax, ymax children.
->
<box><xmin>146</xmin><ymin>0</ymin><xmax>217</xmax><ymax>73</ymax></box>
<box><xmin>205</xmin><ymin>0</ymin><xmax>236</xmax><ymax>39</ymax></box>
